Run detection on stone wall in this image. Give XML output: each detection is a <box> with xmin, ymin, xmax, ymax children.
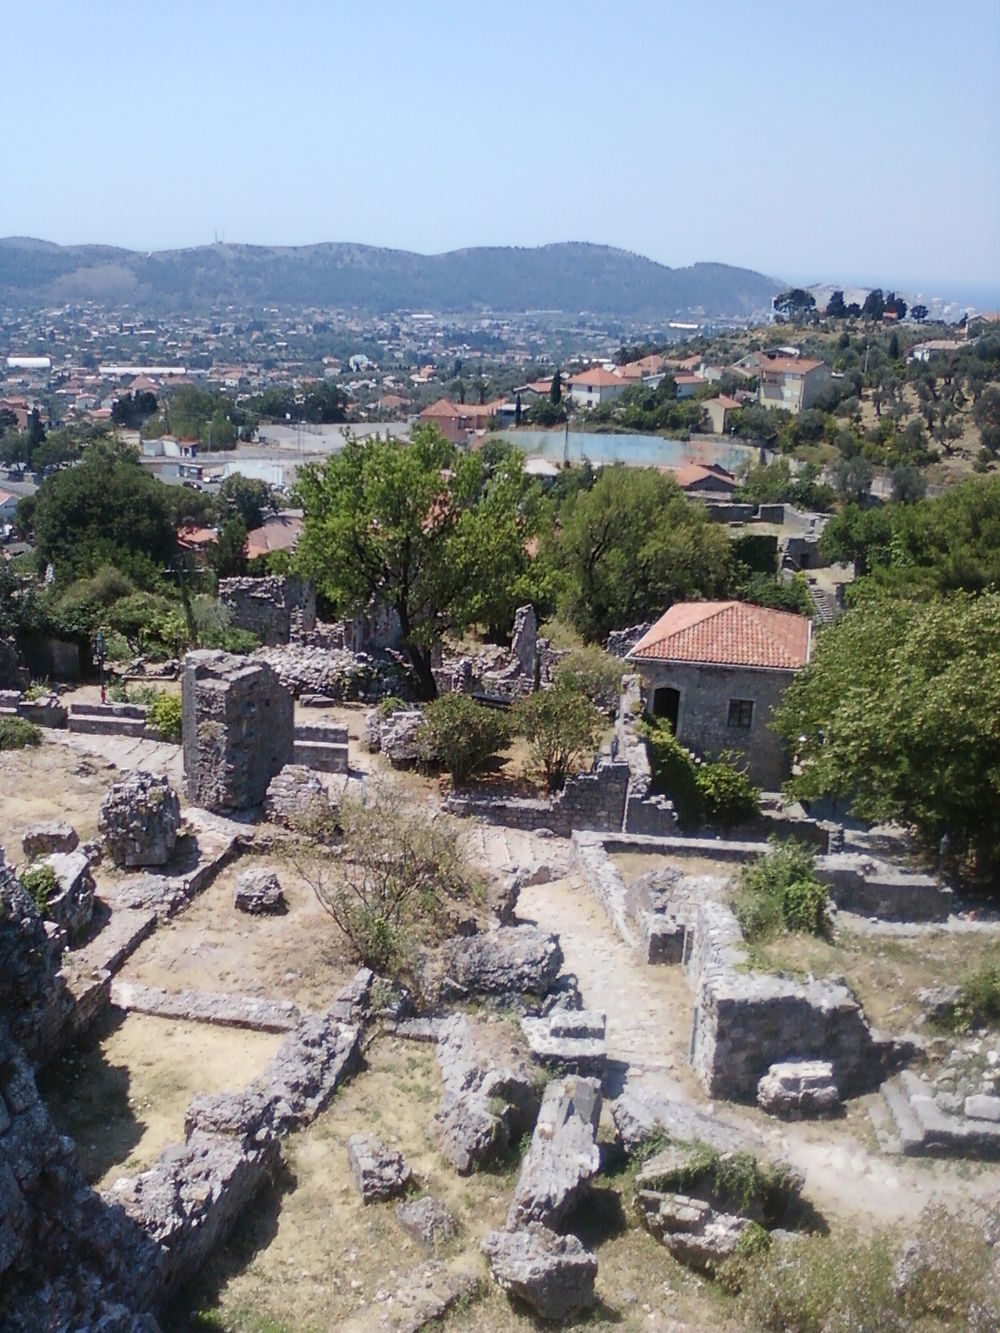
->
<box><xmin>634</xmin><ymin>660</ymin><xmax>796</xmax><ymax>790</ymax></box>
<box><xmin>218</xmin><ymin>575</ymin><xmax>316</xmax><ymax>646</ymax></box>
<box><xmin>182</xmin><ymin>650</ymin><xmax>294</xmax><ymax>810</ymax></box>
<box><xmin>445</xmin><ymin>759</ymin><xmax>630</xmax><ymax>837</ymax></box>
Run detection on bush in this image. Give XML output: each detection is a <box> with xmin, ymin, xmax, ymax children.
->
<box><xmin>553</xmin><ymin>645</ymin><xmax>623</xmax><ymax>715</ymax></box>
<box><xmin>19</xmin><ymin>862</ymin><xmax>58</xmax><ymax>914</ymax></box>
<box><xmin>513</xmin><ymin>683</ymin><xmax>602</xmax><ymax>791</ymax></box>
<box><xmin>147</xmin><ymin>692</ymin><xmax>183</xmax><ymax>743</ymax></box>
<box><xmin>640</xmin><ymin>717</ymin><xmax>704</xmax><ymax>825</ymax></box>
<box><xmin>417</xmin><ymin>694</ymin><xmax>510</xmax><ymax>785</ymax></box>
<box><xmin>941</xmin><ymin>956</ymin><xmax>1000</xmax><ymax>1031</ymax></box>
<box><xmin>732</xmin><ymin>838</ymin><xmax>828</xmax><ymax>942</ymax></box>
<box><xmin>302</xmin><ymin>783</ymin><xmax>482</xmax><ymax>984</ymax></box>
<box><xmin>377</xmin><ymin>695</ymin><xmax>409</xmax><ymax>718</ymax></box>
<box><xmin>0</xmin><ymin>717</ymin><xmax>42</xmax><ymax>751</ymax></box>
<box><xmin>697</xmin><ymin>751</ymin><xmax>761</xmax><ymax>827</ymax></box>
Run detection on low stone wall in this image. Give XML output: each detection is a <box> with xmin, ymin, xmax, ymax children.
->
<box><xmin>445</xmin><ymin>759</ymin><xmax>630</xmax><ymax>837</ymax></box>
<box><xmin>218</xmin><ymin>575</ymin><xmax>316</xmax><ymax>646</ymax></box>
<box><xmin>815</xmin><ymin>854</ymin><xmax>950</xmax><ymax>922</ymax></box>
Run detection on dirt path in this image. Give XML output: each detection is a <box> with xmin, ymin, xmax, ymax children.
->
<box><xmin>471</xmin><ymin>823</ymin><xmax>1000</xmax><ymax>1229</ymax></box>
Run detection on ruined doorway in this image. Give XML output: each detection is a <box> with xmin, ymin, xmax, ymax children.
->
<box><xmin>651</xmin><ymin>686</ymin><xmax>680</xmax><ymax>733</ymax></box>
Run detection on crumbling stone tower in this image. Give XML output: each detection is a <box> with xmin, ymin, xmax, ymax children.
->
<box><xmin>182</xmin><ymin>650</ymin><xmax>294</xmax><ymax>811</ymax></box>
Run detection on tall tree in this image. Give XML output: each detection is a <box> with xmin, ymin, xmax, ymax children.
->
<box><xmin>550</xmin><ymin>369</ymin><xmax>562</xmax><ymax>405</ymax></box>
<box><xmin>773</xmin><ymin>289</ymin><xmax>816</xmax><ymax>321</ymax></box>
<box><xmin>825</xmin><ymin>290</ymin><xmax>847</xmax><ymax>318</ymax></box>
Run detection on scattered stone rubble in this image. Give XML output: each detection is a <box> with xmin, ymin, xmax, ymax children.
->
<box><xmin>365</xmin><ymin>705</ymin><xmax>424</xmax><ymax>764</ymax></box>
<box><xmin>757</xmin><ymin>1060</ymin><xmax>841</xmax><ymax>1118</ymax></box>
<box><xmin>482</xmin><ymin>1224</ymin><xmax>597</xmax><ymax>1321</ymax></box>
<box><xmin>98</xmin><ymin>770</ymin><xmax>180</xmax><ymax>868</ymax></box>
<box><xmin>348</xmin><ymin>1133</ymin><xmax>412</xmax><ymax>1203</ymax></box>
<box><xmin>264</xmin><ymin>762</ymin><xmax>333</xmax><ymax>830</ymax></box>
<box><xmin>233</xmin><ymin>866</ymin><xmax>287</xmax><ymax>915</ymax></box>
<box><xmin>394</xmin><ymin>1196</ymin><xmax>458</xmax><ymax>1250</ymax></box>
<box><xmin>21</xmin><ymin>820</ymin><xmax>78</xmax><ymax>858</ymax></box>
<box><xmin>507</xmin><ymin>1075</ymin><xmax>602</xmax><ymax>1230</ymax></box>
<box><xmin>520</xmin><ymin>1008</ymin><xmax>607</xmax><ymax>1077</ymax></box>
<box><xmin>880</xmin><ymin>1037</ymin><xmax>1000</xmax><ymax>1158</ymax></box>
<box><xmin>438</xmin><ymin>925</ymin><xmax>564</xmax><ymax>1004</ymax></box>
<box><xmin>430</xmin><ymin>1014</ymin><xmax>544</xmax><ymax>1174</ymax></box>
<box><xmin>255</xmin><ymin>642</ymin><xmax>412</xmax><ymax>703</ymax></box>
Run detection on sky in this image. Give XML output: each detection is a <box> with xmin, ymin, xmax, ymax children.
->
<box><xmin>2</xmin><ymin>0</ymin><xmax>998</xmax><ymax>296</ymax></box>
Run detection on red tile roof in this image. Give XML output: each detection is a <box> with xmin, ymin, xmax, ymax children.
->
<box><xmin>568</xmin><ymin>367</ymin><xmax>625</xmax><ymax>387</ymax></box>
<box><xmin>629</xmin><ymin>601</ymin><xmax>812</xmax><ymax>670</ymax></box>
<box><xmin>672</xmin><ymin>461</ymin><xmax>736</xmax><ymax>488</ymax></box>
<box><xmin>758</xmin><ymin>354</ymin><xmax>824</xmax><ymax>374</ymax></box>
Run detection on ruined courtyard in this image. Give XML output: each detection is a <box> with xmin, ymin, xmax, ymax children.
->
<box><xmin>1</xmin><ymin>636</ymin><xmax>1000</xmax><ymax>1332</ymax></box>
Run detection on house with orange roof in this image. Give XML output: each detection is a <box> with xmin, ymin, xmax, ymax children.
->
<box><xmin>755</xmin><ymin>351</ymin><xmax>830</xmax><ymax>416</ymax></box>
<box><xmin>567</xmin><ymin>366</ymin><xmax>630</xmax><ymax>409</ymax></box>
<box><xmin>670</xmin><ymin>460</ymin><xmax>738</xmax><ymax>496</ymax></box>
<box><xmin>419</xmin><ymin>397</ymin><xmax>505</xmax><ymax>445</ymax></box>
<box><xmin>704</xmin><ymin>395</ymin><xmax>742</xmax><ymax>434</ymax></box>
<box><xmin>626</xmin><ymin>600</ymin><xmax>813</xmax><ymax>787</ymax></box>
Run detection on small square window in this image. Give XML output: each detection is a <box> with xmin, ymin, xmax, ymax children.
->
<box><xmin>727</xmin><ymin>698</ymin><xmax>754</xmax><ymax>728</ymax></box>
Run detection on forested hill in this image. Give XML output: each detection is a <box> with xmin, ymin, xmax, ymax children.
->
<box><xmin>0</xmin><ymin>238</ymin><xmax>781</xmax><ymax>318</ymax></box>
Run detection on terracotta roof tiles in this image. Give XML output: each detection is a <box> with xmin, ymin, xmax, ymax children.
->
<box><xmin>628</xmin><ymin>601</ymin><xmax>812</xmax><ymax>670</ymax></box>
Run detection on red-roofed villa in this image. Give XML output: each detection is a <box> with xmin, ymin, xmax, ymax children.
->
<box><xmin>626</xmin><ymin>600</ymin><xmax>813</xmax><ymax>787</ymax></box>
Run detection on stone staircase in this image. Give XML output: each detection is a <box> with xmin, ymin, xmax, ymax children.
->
<box><xmin>67</xmin><ymin>702</ymin><xmax>148</xmax><ymax>738</ymax></box>
<box><xmin>875</xmin><ymin>1069</ymin><xmax>1000</xmax><ymax>1159</ymax></box>
<box><xmin>807</xmin><ymin>583</ymin><xmax>839</xmax><ymax>623</ymax></box>
<box><xmin>293</xmin><ymin>721</ymin><xmax>349</xmax><ymax>774</ymax></box>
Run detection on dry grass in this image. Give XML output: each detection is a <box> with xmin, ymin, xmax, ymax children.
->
<box><xmin>0</xmin><ymin>739</ymin><xmax>114</xmax><ymax>857</ymax></box>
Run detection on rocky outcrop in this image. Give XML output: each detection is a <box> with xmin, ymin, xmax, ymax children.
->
<box><xmin>395</xmin><ymin>1196</ymin><xmax>458</xmax><ymax>1250</ymax></box>
<box><xmin>98</xmin><ymin>771</ymin><xmax>180</xmax><ymax>868</ymax></box>
<box><xmin>439</xmin><ymin>925</ymin><xmax>564</xmax><ymax>1004</ymax></box>
<box><xmin>636</xmin><ymin>1191</ymin><xmax>749</xmax><ymax>1273</ymax></box>
<box><xmin>233</xmin><ymin>867</ymin><xmax>287</xmax><ymax>916</ymax></box>
<box><xmin>264</xmin><ymin>763</ymin><xmax>333</xmax><ymax>830</ymax></box>
<box><xmin>508</xmin><ymin>1076</ymin><xmax>601</xmax><ymax>1230</ymax></box>
<box><xmin>0</xmin><ymin>851</ymin><xmax>69</xmax><ymax>1062</ymax></box>
<box><xmin>757</xmin><ymin>1060</ymin><xmax>840</xmax><ymax>1118</ymax></box>
<box><xmin>21</xmin><ymin>820</ymin><xmax>78</xmax><ymax>858</ymax></box>
<box><xmin>38</xmin><ymin>849</ymin><xmax>96</xmax><ymax>939</ymax></box>
<box><xmin>347</xmin><ymin>1134</ymin><xmax>412</xmax><ymax>1203</ymax></box>
<box><xmin>482</xmin><ymin>1224</ymin><xmax>597</xmax><ymax>1321</ymax></box>
<box><xmin>430</xmin><ymin>1015</ymin><xmax>543</xmax><ymax>1174</ymax></box>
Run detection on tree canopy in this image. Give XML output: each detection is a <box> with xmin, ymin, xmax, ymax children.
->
<box><xmin>775</xmin><ymin>593</ymin><xmax>1000</xmax><ymax>871</ymax></box>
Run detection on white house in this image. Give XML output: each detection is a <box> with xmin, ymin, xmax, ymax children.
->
<box><xmin>756</xmin><ymin>353</ymin><xmax>830</xmax><ymax>416</ymax></box>
<box><xmin>567</xmin><ymin>367</ymin><xmax>630</xmax><ymax>409</ymax></box>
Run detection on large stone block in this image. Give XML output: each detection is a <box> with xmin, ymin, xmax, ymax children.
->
<box><xmin>182</xmin><ymin>651</ymin><xmax>294</xmax><ymax>811</ymax></box>
<box><xmin>98</xmin><ymin>771</ymin><xmax>180</xmax><ymax>868</ymax></box>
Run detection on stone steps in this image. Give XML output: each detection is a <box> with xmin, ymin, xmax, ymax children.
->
<box><xmin>879</xmin><ymin>1070</ymin><xmax>1000</xmax><ymax>1158</ymax></box>
<box><xmin>294</xmin><ymin>721</ymin><xmax>348</xmax><ymax>744</ymax></box>
<box><xmin>293</xmin><ymin>738</ymin><xmax>349</xmax><ymax>773</ymax></box>
<box><xmin>68</xmin><ymin>711</ymin><xmax>148</xmax><ymax>737</ymax></box>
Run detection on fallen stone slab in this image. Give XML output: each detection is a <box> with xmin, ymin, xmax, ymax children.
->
<box><xmin>757</xmin><ymin>1060</ymin><xmax>841</xmax><ymax>1119</ymax></box>
<box><xmin>610</xmin><ymin>1084</ymin><xmax>762</xmax><ymax>1159</ymax></box>
<box><xmin>233</xmin><ymin>867</ymin><xmax>287</xmax><ymax>916</ymax></box>
<box><xmin>635</xmin><ymin>1190</ymin><xmax>748</xmax><ymax>1273</ymax></box>
<box><xmin>106</xmin><ymin>1128</ymin><xmax>280</xmax><ymax>1309</ymax></box>
<box><xmin>507</xmin><ymin>1075</ymin><xmax>601</xmax><ymax>1230</ymax></box>
<box><xmin>482</xmin><ymin>1224</ymin><xmax>597</xmax><ymax>1321</ymax></box>
<box><xmin>340</xmin><ymin>1261</ymin><xmax>480</xmax><ymax>1333</ymax></box>
<box><xmin>111</xmin><ymin>980</ymin><xmax>304</xmax><ymax>1033</ymax></box>
<box><xmin>965</xmin><ymin>1093</ymin><xmax>1000</xmax><ymax>1123</ymax></box>
<box><xmin>348</xmin><ymin>1134</ymin><xmax>412</xmax><ymax>1203</ymax></box>
<box><xmin>439</xmin><ymin>925</ymin><xmax>564</xmax><ymax>1003</ymax></box>
<box><xmin>395</xmin><ymin>1196</ymin><xmax>458</xmax><ymax>1251</ymax></box>
<box><xmin>520</xmin><ymin>1008</ymin><xmax>607</xmax><ymax>1078</ymax></box>
<box><xmin>432</xmin><ymin>1089</ymin><xmax>510</xmax><ymax>1175</ymax></box>
<box><xmin>39</xmin><ymin>849</ymin><xmax>96</xmax><ymax>939</ymax></box>
<box><xmin>21</xmin><ymin>820</ymin><xmax>79</xmax><ymax>858</ymax></box>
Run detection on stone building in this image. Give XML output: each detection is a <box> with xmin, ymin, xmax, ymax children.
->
<box><xmin>218</xmin><ymin>575</ymin><xmax>316</xmax><ymax>647</ymax></box>
<box><xmin>626</xmin><ymin>601</ymin><xmax>812</xmax><ymax>789</ymax></box>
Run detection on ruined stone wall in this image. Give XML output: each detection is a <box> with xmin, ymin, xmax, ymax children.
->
<box><xmin>218</xmin><ymin>575</ymin><xmax>316</xmax><ymax>646</ymax></box>
<box><xmin>445</xmin><ymin>759</ymin><xmax>630</xmax><ymax>836</ymax></box>
<box><xmin>685</xmin><ymin>898</ymin><xmax>899</xmax><ymax>1101</ymax></box>
<box><xmin>182</xmin><ymin>651</ymin><xmax>294</xmax><ymax>810</ymax></box>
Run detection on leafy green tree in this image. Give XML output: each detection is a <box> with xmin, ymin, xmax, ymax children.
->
<box><xmin>890</xmin><ymin>464</ymin><xmax>928</xmax><ymax>504</ymax></box>
<box><xmin>911</xmin><ymin>303</ymin><xmax>929</xmax><ymax>322</ymax></box>
<box><xmin>775</xmin><ymin>593</ymin><xmax>1000</xmax><ymax>870</ymax></box>
<box><xmin>737</xmin><ymin>458</ymin><xmax>835</xmax><ymax>511</ymax></box>
<box><xmin>417</xmin><ymin>694</ymin><xmax>510</xmax><ymax>785</ymax></box>
<box><xmin>773</xmin><ymin>289</ymin><xmax>816</xmax><ymax>321</ymax></box>
<box><xmin>111</xmin><ymin>390</ymin><xmax>158</xmax><ymax>428</ymax></box>
<box><xmin>825</xmin><ymin>290</ymin><xmax>847</xmax><ymax>318</ymax></box>
<box><xmin>818</xmin><ymin>504</ymin><xmax>893</xmax><ymax>575</ymax></box>
<box><xmin>514</xmin><ymin>683</ymin><xmax>601</xmax><ymax>791</ymax></box>
<box><xmin>218</xmin><ymin>474</ymin><xmax>274</xmax><ymax>530</ymax></box>
<box><xmin>973</xmin><ymin>386</ymin><xmax>1000</xmax><ymax>456</ymax></box>
<box><xmin>552</xmin><ymin>465</ymin><xmax>733</xmax><ymax>641</ymax></box>
<box><xmin>209</xmin><ymin>516</ymin><xmax>248</xmax><ymax>578</ymax></box>
<box><xmin>862</xmin><ymin>289</ymin><xmax>885</xmax><ymax>321</ymax></box>
<box><xmin>550</xmin><ymin>369</ymin><xmax>562</xmax><ymax>405</ymax></box>
<box><xmin>28</xmin><ymin>438</ymin><xmax>176</xmax><ymax>581</ymax></box>
<box><xmin>831</xmin><ymin>454</ymin><xmax>874</xmax><ymax>503</ymax></box>
<box><xmin>294</xmin><ymin>425</ymin><xmax>481</xmax><ymax>699</ymax></box>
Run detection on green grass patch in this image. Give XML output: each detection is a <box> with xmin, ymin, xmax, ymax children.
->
<box><xmin>0</xmin><ymin>716</ymin><xmax>42</xmax><ymax>750</ymax></box>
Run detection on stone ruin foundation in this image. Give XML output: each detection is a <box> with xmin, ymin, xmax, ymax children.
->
<box><xmin>182</xmin><ymin>650</ymin><xmax>294</xmax><ymax>811</ymax></box>
<box><xmin>218</xmin><ymin>574</ymin><xmax>316</xmax><ymax>647</ymax></box>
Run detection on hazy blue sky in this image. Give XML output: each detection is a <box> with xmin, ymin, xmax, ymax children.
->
<box><xmin>2</xmin><ymin>0</ymin><xmax>998</xmax><ymax>293</ymax></box>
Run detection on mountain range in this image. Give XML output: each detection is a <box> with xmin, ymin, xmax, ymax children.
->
<box><xmin>0</xmin><ymin>238</ymin><xmax>782</xmax><ymax>320</ymax></box>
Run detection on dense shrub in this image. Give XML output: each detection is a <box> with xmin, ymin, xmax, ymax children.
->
<box><xmin>147</xmin><ymin>693</ymin><xmax>183</xmax><ymax>743</ymax></box>
<box><xmin>0</xmin><ymin>717</ymin><xmax>42</xmax><ymax>751</ymax></box>
<box><xmin>417</xmin><ymin>693</ymin><xmax>510</xmax><ymax>785</ymax></box>
<box><xmin>553</xmin><ymin>645</ymin><xmax>623</xmax><ymax>715</ymax></box>
<box><xmin>513</xmin><ymin>683</ymin><xmax>602</xmax><ymax>791</ymax></box>
<box><xmin>18</xmin><ymin>863</ymin><xmax>58</xmax><ymax>913</ymax></box>
<box><xmin>732</xmin><ymin>838</ymin><xmax>828</xmax><ymax>941</ymax></box>
<box><xmin>640</xmin><ymin>717</ymin><xmax>704</xmax><ymax>825</ymax></box>
<box><xmin>697</xmin><ymin>751</ymin><xmax>761</xmax><ymax>826</ymax></box>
